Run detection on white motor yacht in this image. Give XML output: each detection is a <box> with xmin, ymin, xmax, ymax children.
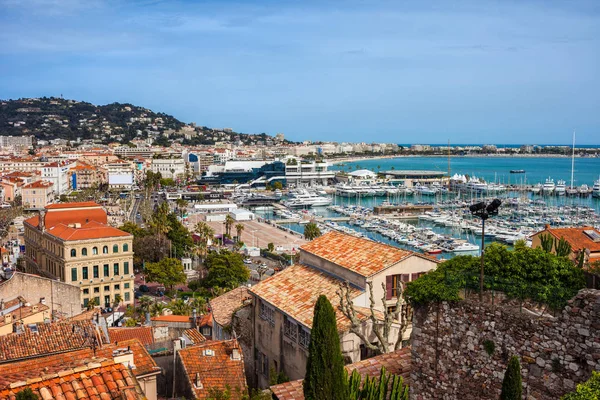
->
<box><xmin>579</xmin><ymin>184</ymin><xmax>590</xmax><ymax>196</ymax></box>
<box><xmin>555</xmin><ymin>180</ymin><xmax>566</xmax><ymax>196</ymax></box>
<box><xmin>542</xmin><ymin>178</ymin><xmax>555</xmax><ymax>195</ymax></box>
<box><xmin>531</xmin><ymin>183</ymin><xmax>542</xmax><ymax>195</ymax></box>
<box><xmin>452</xmin><ymin>243</ymin><xmax>480</xmax><ymax>252</ymax></box>
<box><xmin>593</xmin><ymin>178</ymin><xmax>600</xmax><ymax>198</ymax></box>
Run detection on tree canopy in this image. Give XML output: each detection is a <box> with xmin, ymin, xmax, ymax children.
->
<box><xmin>144</xmin><ymin>257</ymin><xmax>187</xmax><ymax>290</ymax></box>
<box><xmin>500</xmin><ymin>356</ymin><xmax>522</xmax><ymax>400</ymax></box>
<box><xmin>404</xmin><ymin>243</ymin><xmax>585</xmax><ymax>309</ymax></box>
<box><xmin>202</xmin><ymin>250</ymin><xmax>250</xmax><ymax>290</ymax></box>
<box><xmin>303</xmin><ymin>222</ymin><xmax>321</xmax><ymax>241</ymax></box>
<box><xmin>561</xmin><ymin>371</ymin><xmax>600</xmax><ymax>400</ymax></box>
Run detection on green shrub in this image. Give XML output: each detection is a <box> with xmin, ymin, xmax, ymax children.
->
<box><xmin>483</xmin><ymin>339</ymin><xmax>495</xmax><ymax>356</ymax></box>
<box><xmin>561</xmin><ymin>371</ymin><xmax>600</xmax><ymax>399</ymax></box>
<box><xmin>500</xmin><ymin>356</ymin><xmax>522</xmax><ymax>400</ymax></box>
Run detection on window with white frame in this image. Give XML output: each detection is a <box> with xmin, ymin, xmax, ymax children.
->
<box><xmin>259</xmin><ymin>300</ymin><xmax>275</xmax><ymax>325</ymax></box>
<box><xmin>299</xmin><ymin>327</ymin><xmax>310</xmax><ymax>349</ymax></box>
<box><xmin>283</xmin><ymin>316</ymin><xmax>298</xmax><ymax>341</ymax></box>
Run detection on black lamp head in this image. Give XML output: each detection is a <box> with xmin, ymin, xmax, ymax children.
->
<box><xmin>469</xmin><ymin>202</ymin><xmax>486</xmax><ymax>213</ymax></box>
<box><xmin>486</xmin><ymin>199</ymin><xmax>502</xmax><ymax>214</ymax></box>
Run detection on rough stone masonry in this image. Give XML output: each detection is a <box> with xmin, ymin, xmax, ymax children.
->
<box><xmin>410</xmin><ymin>289</ymin><xmax>600</xmax><ymax>399</ymax></box>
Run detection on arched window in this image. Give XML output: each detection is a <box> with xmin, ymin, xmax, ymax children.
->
<box><xmin>123</xmin><ymin>243</ymin><xmax>129</xmax><ymax>252</ymax></box>
<box><xmin>92</xmin><ymin>247</ymin><xmax>98</xmax><ymax>255</ymax></box>
<box><xmin>82</xmin><ymin>248</ymin><xmax>88</xmax><ymax>256</ymax></box>
<box><xmin>102</xmin><ymin>246</ymin><xmax>108</xmax><ymax>254</ymax></box>
<box><xmin>113</xmin><ymin>244</ymin><xmax>119</xmax><ymax>253</ymax></box>
<box><xmin>70</xmin><ymin>249</ymin><xmax>76</xmax><ymax>257</ymax></box>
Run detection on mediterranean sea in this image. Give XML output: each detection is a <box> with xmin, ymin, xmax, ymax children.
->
<box><xmin>330</xmin><ymin>156</ymin><xmax>600</xmax><ymax>187</ymax></box>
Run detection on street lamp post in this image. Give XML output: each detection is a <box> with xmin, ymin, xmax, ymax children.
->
<box><xmin>469</xmin><ymin>199</ymin><xmax>502</xmax><ymax>301</ymax></box>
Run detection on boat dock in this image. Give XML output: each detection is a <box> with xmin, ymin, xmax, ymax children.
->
<box><xmin>373</xmin><ymin>204</ymin><xmax>434</xmax><ymax>215</ymax></box>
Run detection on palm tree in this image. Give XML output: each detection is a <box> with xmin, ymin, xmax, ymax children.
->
<box><xmin>224</xmin><ymin>214</ymin><xmax>235</xmax><ymax>237</ymax></box>
<box><xmin>304</xmin><ymin>222</ymin><xmax>322</xmax><ymax>241</ymax></box>
<box><xmin>86</xmin><ymin>297</ymin><xmax>98</xmax><ymax>310</ymax></box>
<box><xmin>150</xmin><ymin>302</ymin><xmax>166</xmax><ymax>317</ymax></box>
<box><xmin>235</xmin><ymin>223</ymin><xmax>245</xmax><ymax>242</ymax></box>
<box><xmin>138</xmin><ymin>295</ymin><xmax>154</xmax><ymax>316</ymax></box>
<box><xmin>189</xmin><ymin>296</ymin><xmax>207</xmax><ymax>313</ymax></box>
<box><xmin>194</xmin><ymin>221</ymin><xmax>215</xmax><ymax>262</ymax></box>
<box><xmin>169</xmin><ymin>299</ymin><xmax>191</xmax><ymax>316</ymax></box>
<box><xmin>150</xmin><ymin>202</ymin><xmax>171</xmax><ymax>237</ymax></box>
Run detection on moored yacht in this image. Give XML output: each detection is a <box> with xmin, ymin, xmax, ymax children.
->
<box><xmin>542</xmin><ymin>178</ymin><xmax>555</xmax><ymax>195</ymax></box>
<box><xmin>593</xmin><ymin>178</ymin><xmax>600</xmax><ymax>198</ymax></box>
<box><xmin>579</xmin><ymin>184</ymin><xmax>590</xmax><ymax>196</ymax></box>
<box><xmin>555</xmin><ymin>180</ymin><xmax>566</xmax><ymax>196</ymax></box>
<box><xmin>531</xmin><ymin>183</ymin><xmax>542</xmax><ymax>195</ymax></box>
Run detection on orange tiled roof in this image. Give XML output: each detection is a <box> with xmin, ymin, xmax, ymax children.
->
<box><xmin>151</xmin><ymin>315</ymin><xmax>191</xmax><ymax>323</ymax></box>
<box><xmin>46</xmin><ymin>220</ymin><xmax>131</xmax><ymax>241</ymax></box>
<box><xmin>540</xmin><ymin>226</ymin><xmax>600</xmax><ymax>253</ymax></box>
<box><xmin>209</xmin><ymin>287</ymin><xmax>251</xmax><ymax>327</ymax></box>
<box><xmin>0</xmin><ymin>338</ymin><xmax>159</xmax><ymax>386</ymax></box>
<box><xmin>22</xmin><ymin>180</ymin><xmax>53</xmax><ymax>189</ymax></box>
<box><xmin>183</xmin><ymin>328</ymin><xmax>207</xmax><ymax>345</ymax></box>
<box><xmin>0</xmin><ymin>303</ymin><xmax>49</xmax><ymax>327</ymax></box>
<box><xmin>0</xmin><ymin>362</ymin><xmax>145</xmax><ymax>400</ymax></box>
<box><xmin>300</xmin><ymin>231</ymin><xmax>413</xmax><ymax>277</ymax></box>
<box><xmin>108</xmin><ymin>327</ymin><xmax>154</xmax><ymax>347</ymax></box>
<box><xmin>0</xmin><ymin>320</ymin><xmax>103</xmax><ymax>363</ymax></box>
<box><xmin>249</xmin><ymin>264</ymin><xmax>365</xmax><ymax>331</ymax></box>
<box><xmin>178</xmin><ymin>339</ymin><xmax>247</xmax><ymax>400</ymax></box>
<box><xmin>45</xmin><ymin>201</ymin><xmax>101</xmax><ymax>209</ymax></box>
<box><xmin>271</xmin><ymin>347</ymin><xmax>412</xmax><ymax>400</ymax></box>
<box><xmin>199</xmin><ymin>312</ymin><xmax>213</xmax><ymax>328</ymax></box>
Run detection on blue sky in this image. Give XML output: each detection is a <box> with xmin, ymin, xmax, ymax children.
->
<box><xmin>1</xmin><ymin>0</ymin><xmax>599</xmax><ymax>144</ymax></box>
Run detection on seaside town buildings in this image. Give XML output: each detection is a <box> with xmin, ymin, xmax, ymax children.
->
<box><xmin>249</xmin><ymin>231</ymin><xmax>438</xmax><ymax>388</ymax></box>
<box><xmin>23</xmin><ymin>202</ymin><xmax>135</xmax><ymax>308</ymax></box>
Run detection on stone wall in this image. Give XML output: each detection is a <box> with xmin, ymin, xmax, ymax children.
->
<box><xmin>410</xmin><ymin>289</ymin><xmax>600</xmax><ymax>400</ymax></box>
<box><xmin>0</xmin><ymin>272</ymin><xmax>82</xmax><ymax>318</ymax></box>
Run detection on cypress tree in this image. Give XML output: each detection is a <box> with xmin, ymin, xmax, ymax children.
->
<box><xmin>500</xmin><ymin>356</ymin><xmax>522</xmax><ymax>400</ymax></box>
<box><xmin>303</xmin><ymin>295</ymin><xmax>348</xmax><ymax>400</ymax></box>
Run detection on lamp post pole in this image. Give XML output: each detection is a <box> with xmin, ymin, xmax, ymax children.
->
<box><xmin>479</xmin><ymin>217</ymin><xmax>485</xmax><ymax>301</ymax></box>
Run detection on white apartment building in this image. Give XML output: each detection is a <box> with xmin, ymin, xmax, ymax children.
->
<box><xmin>284</xmin><ymin>156</ymin><xmax>335</xmax><ymax>187</ymax></box>
<box><xmin>114</xmin><ymin>146</ymin><xmax>155</xmax><ymax>158</ymax></box>
<box><xmin>150</xmin><ymin>157</ymin><xmax>185</xmax><ymax>179</ymax></box>
<box><xmin>104</xmin><ymin>162</ymin><xmax>135</xmax><ymax>190</ymax></box>
<box><xmin>0</xmin><ymin>135</ymin><xmax>33</xmax><ymax>148</ymax></box>
<box><xmin>41</xmin><ymin>161</ymin><xmax>74</xmax><ymax>195</ymax></box>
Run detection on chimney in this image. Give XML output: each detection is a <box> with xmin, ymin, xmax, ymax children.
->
<box><xmin>545</xmin><ymin>224</ymin><xmax>550</xmax><ymax>230</ymax></box>
<box><xmin>39</xmin><ymin>210</ymin><xmax>46</xmax><ymax>231</ymax></box>
<box><xmin>5</xmin><ymin>314</ymin><xmax>12</xmax><ymax>324</ymax></box>
<box><xmin>195</xmin><ymin>373</ymin><xmax>203</xmax><ymax>389</ymax></box>
<box><xmin>192</xmin><ymin>309</ymin><xmax>197</xmax><ymax>328</ymax></box>
<box><xmin>145</xmin><ymin>312</ymin><xmax>151</xmax><ymax>326</ymax></box>
<box><xmin>231</xmin><ymin>347</ymin><xmax>241</xmax><ymax>361</ymax></box>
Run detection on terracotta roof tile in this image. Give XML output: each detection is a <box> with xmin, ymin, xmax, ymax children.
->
<box><xmin>209</xmin><ymin>287</ymin><xmax>251</xmax><ymax>327</ymax></box>
<box><xmin>198</xmin><ymin>313</ymin><xmax>213</xmax><ymax>328</ymax></box>
<box><xmin>46</xmin><ymin>221</ymin><xmax>131</xmax><ymax>241</ymax></box>
<box><xmin>150</xmin><ymin>315</ymin><xmax>191</xmax><ymax>323</ymax></box>
<box><xmin>45</xmin><ymin>202</ymin><xmax>100</xmax><ymax>210</ymax></box>
<box><xmin>300</xmin><ymin>231</ymin><xmax>413</xmax><ymax>277</ymax></box>
<box><xmin>271</xmin><ymin>347</ymin><xmax>412</xmax><ymax>400</ymax></box>
<box><xmin>178</xmin><ymin>339</ymin><xmax>247</xmax><ymax>400</ymax></box>
<box><xmin>108</xmin><ymin>327</ymin><xmax>154</xmax><ymax>347</ymax></box>
<box><xmin>538</xmin><ymin>226</ymin><xmax>600</xmax><ymax>253</ymax></box>
<box><xmin>0</xmin><ymin>362</ymin><xmax>146</xmax><ymax>400</ymax></box>
<box><xmin>22</xmin><ymin>180</ymin><xmax>53</xmax><ymax>189</ymax></box>
<box><xmin>183</xmin><ymin>329</ymin><xmax>206</xmax><ymax>345</ymax></box>
<box><xmin>0</xmin><ymin>321</ymin><xmax>102</xmax><ymax>364</ymax></box>
<box><xmin>249</xmin><ymin>264</ymin><xmax>365</xmax><ymax>331</ymax></box>
<box><xmin>0</xmin><ymin>339</ymin><xmax>158</xmax><ymax>388</ymax></box>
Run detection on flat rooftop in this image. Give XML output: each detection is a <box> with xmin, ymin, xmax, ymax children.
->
<box><xmin>383</xmin><ymin>170</ymin><xmax>446</xmax><ymax>177</ymax></box>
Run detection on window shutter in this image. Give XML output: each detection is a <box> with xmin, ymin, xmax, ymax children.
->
<box><xmin>401</xmin><ymin>274</ymin><xmax>410</xmax><ymax>282</ymax></box>
<box><xmin>386</xmin><ymin>276</ymin><xmax>393</xmax><ymax>300</ymax></box>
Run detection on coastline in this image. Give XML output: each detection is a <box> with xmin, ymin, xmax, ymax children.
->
<box><xmin>328</xmin><ymin>153</ymin><xmax>594</xmax><ymax>165</ymax></box>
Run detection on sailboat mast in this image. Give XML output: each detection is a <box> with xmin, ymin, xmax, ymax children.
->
<box><xmin>447</xmin><ymin>139</ymin><xmax>451</xmax><ymax>189</ymax></box>
<box><xmin>571</xmin><ymin>131</ymin><xmax>575</xmax><ymax>189</ymax></box>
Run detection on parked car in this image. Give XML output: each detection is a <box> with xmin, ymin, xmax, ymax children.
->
<box><xmin>244</xmin><ymin>258</ymin><xmax>252</xmax><ymax>264</ymax></box>
<box><xmin>139</xmin><ymin>285</ymin><xmax>149</xmax><ymax>292</ymax></box>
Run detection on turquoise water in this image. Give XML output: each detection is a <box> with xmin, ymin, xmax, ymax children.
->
<box><xmin>330</xmin><ymin>156</ymin><xmax>600</xmax><ymax>187</ymax></box>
